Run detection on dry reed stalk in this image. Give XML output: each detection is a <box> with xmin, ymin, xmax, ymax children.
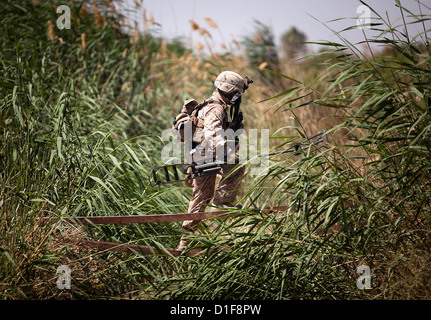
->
<box><xmin>47</xmin><ymin>20</ymin><xmax>55</xmax><ymax>42</ymax></box>
<box><xmin>258</xmin><ymin>62</ymin><xmax>268</xmax><ymax>71</ymax></box>
<box><xmin>204</xmin><ymin>17</ymin><xmax>218</xmax><ymax>29</ymax></box>
<box><xmin>189</xmin><ymin>20</ymin><xmax>200</xmax><ymax>31</ymax></box>
<box><xmin>81</xmin><ymin>33</ymin><xmax>86</xmax><ymax>49</ymax></box>
<box><xmin>199</xmin><ymin>27</ymin><xmax>212</xmax><ymax>38</ymax></box>
<box><xmin>92</xmin><ymin>4</ymin><xmax>106</xmax><ymax>28</ymax></box>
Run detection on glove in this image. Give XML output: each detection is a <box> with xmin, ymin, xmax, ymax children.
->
<box><xmin>184</xmin><ymin>165</ymin><xmax>194</xmax><ymax>188</ymax></box>
<box><xmin>226</xmin><ymin>153</ymin><xmax>239</xmax><ymax>165</ymax></box>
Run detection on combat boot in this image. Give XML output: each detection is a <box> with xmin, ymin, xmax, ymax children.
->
<box><xmin>177</xmin><ymin>235</ymin><xmax>191</xmax><ymax>251</ymax></box>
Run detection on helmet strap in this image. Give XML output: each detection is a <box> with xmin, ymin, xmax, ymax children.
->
<box><xmin>217</xmin><ymin>89</ymin><xmax>236</xmax><ymax>104</ymax></box>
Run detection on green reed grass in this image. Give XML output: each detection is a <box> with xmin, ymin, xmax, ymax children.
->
<box><xmin>152</xmin><ymin>1</ymin><xmax>431</xmax><ymax>300</ymax></box>
<box><xmin>1</xmin><ymin>0</ymin><xmax>430</xmax><ymax>300</ymax></box>
<box><xmin>0</xmin><ymin>0</ymin><xmax>187</xmax><ymax>298</ymax></box>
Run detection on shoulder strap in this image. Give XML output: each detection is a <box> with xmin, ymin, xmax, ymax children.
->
<box><xmin>191</xmin><ymin>98</ymin><xmax>214</xmax><ymax>128</ymax></box>
<box><xmin>197</xmin><ymin>97</ymin><xmax>214</xmax><ymax>109</ymax></box>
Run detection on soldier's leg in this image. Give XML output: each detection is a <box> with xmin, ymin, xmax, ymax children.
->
<box><xmin>179</xmin><ymin>174</ymin><xmax>217</xmax><ymax>250</ymax></box>
<box><xmin>212</xmin><ymin>163</ymin><xmax>245</xmax><ymax>207</ymax></box>
<box><xmin>182</xmin><ymin>173</ymin><xmax>217</xmax><ymax>232</ymax></box>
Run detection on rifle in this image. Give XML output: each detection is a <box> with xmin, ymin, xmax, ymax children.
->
<box><xmin>228</xmin><ymin>76</ymin><xmax>253</xmax><ymax>131</ymax></box>
<box><xmin>149</xmin><ymin>130</ymin><xmax>328</xmax><ymax>186</ymax></box>
<box><xmin>265</xmin><ymin>129</ymin><xmax>328</xmax><ymax>157</ymax></box>
<box><xmin>149</xmin><ymin>159</ymin><xmax>223</xmax><ymax>187</ymax></box>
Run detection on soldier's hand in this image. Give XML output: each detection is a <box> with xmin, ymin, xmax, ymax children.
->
<box><xmin>226</xmin><ymin>153</ymin><xmax>239</xmax><ymax>164</ymax></box>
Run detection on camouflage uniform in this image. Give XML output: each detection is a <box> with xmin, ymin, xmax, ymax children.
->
<box><xmin>182</xmin><ymin>91</ymin><xmax>245</xmax><ymax>232</ymax></box>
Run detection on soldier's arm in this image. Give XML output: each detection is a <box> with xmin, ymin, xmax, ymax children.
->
<box><xmin>202</xmin><ymin>104</ymin><xmax>226</xmax><ymax>161</ymax></box>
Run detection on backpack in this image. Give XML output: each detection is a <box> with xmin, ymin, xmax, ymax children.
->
<box><xmin>171</xmin><ymin>98</ymin><xmax>213</xmax><ymax>144</ymax></box>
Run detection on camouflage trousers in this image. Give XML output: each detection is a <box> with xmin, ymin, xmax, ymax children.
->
<box><xmin>182</xmin><ymin>163</ymin><xmax>245</xmax><ymax>232</ymax></box>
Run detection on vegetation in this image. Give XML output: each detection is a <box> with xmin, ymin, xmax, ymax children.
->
<box><xmin>281</xmin><ymin>26</ymin><xmax>308</xmax><ymax>60</ymax></box>
<box><xmin>1</xmin><ymin>0</ymin><xmax>430</xmax><ymax>299</ymax></box>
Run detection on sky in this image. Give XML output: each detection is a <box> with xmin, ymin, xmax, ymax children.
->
<box><xmin>122</xmin><ymin>0</ymin><xmax>430</xmax><ymax>53</ymax></box>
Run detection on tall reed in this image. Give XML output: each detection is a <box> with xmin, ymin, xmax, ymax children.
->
<box><xmin>153</xmin><ymin>1</ymin><xmax>431</xmax><ymax>299</ymax></box>
<box><xmin>1</xmin><ymin>0</ymin><xmax>429</xmax><ymax>300</ymax></box>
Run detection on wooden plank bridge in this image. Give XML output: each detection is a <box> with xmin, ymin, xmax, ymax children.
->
<box><xmin>45</xmin><ymin>206</ymin><xmax>288</xmax><ymax>257</ymax></box>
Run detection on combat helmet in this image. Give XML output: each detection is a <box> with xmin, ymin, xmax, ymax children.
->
<box><xmin>214</xmin><ymin>71</ymin><xmax>245</xmax><ymax>94</ymax></box>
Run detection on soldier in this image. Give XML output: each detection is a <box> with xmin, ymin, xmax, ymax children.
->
<box><xmin>178</xmin><ymin>71</ymin><xmax>248</xmax><ymax>250</ymax></box>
